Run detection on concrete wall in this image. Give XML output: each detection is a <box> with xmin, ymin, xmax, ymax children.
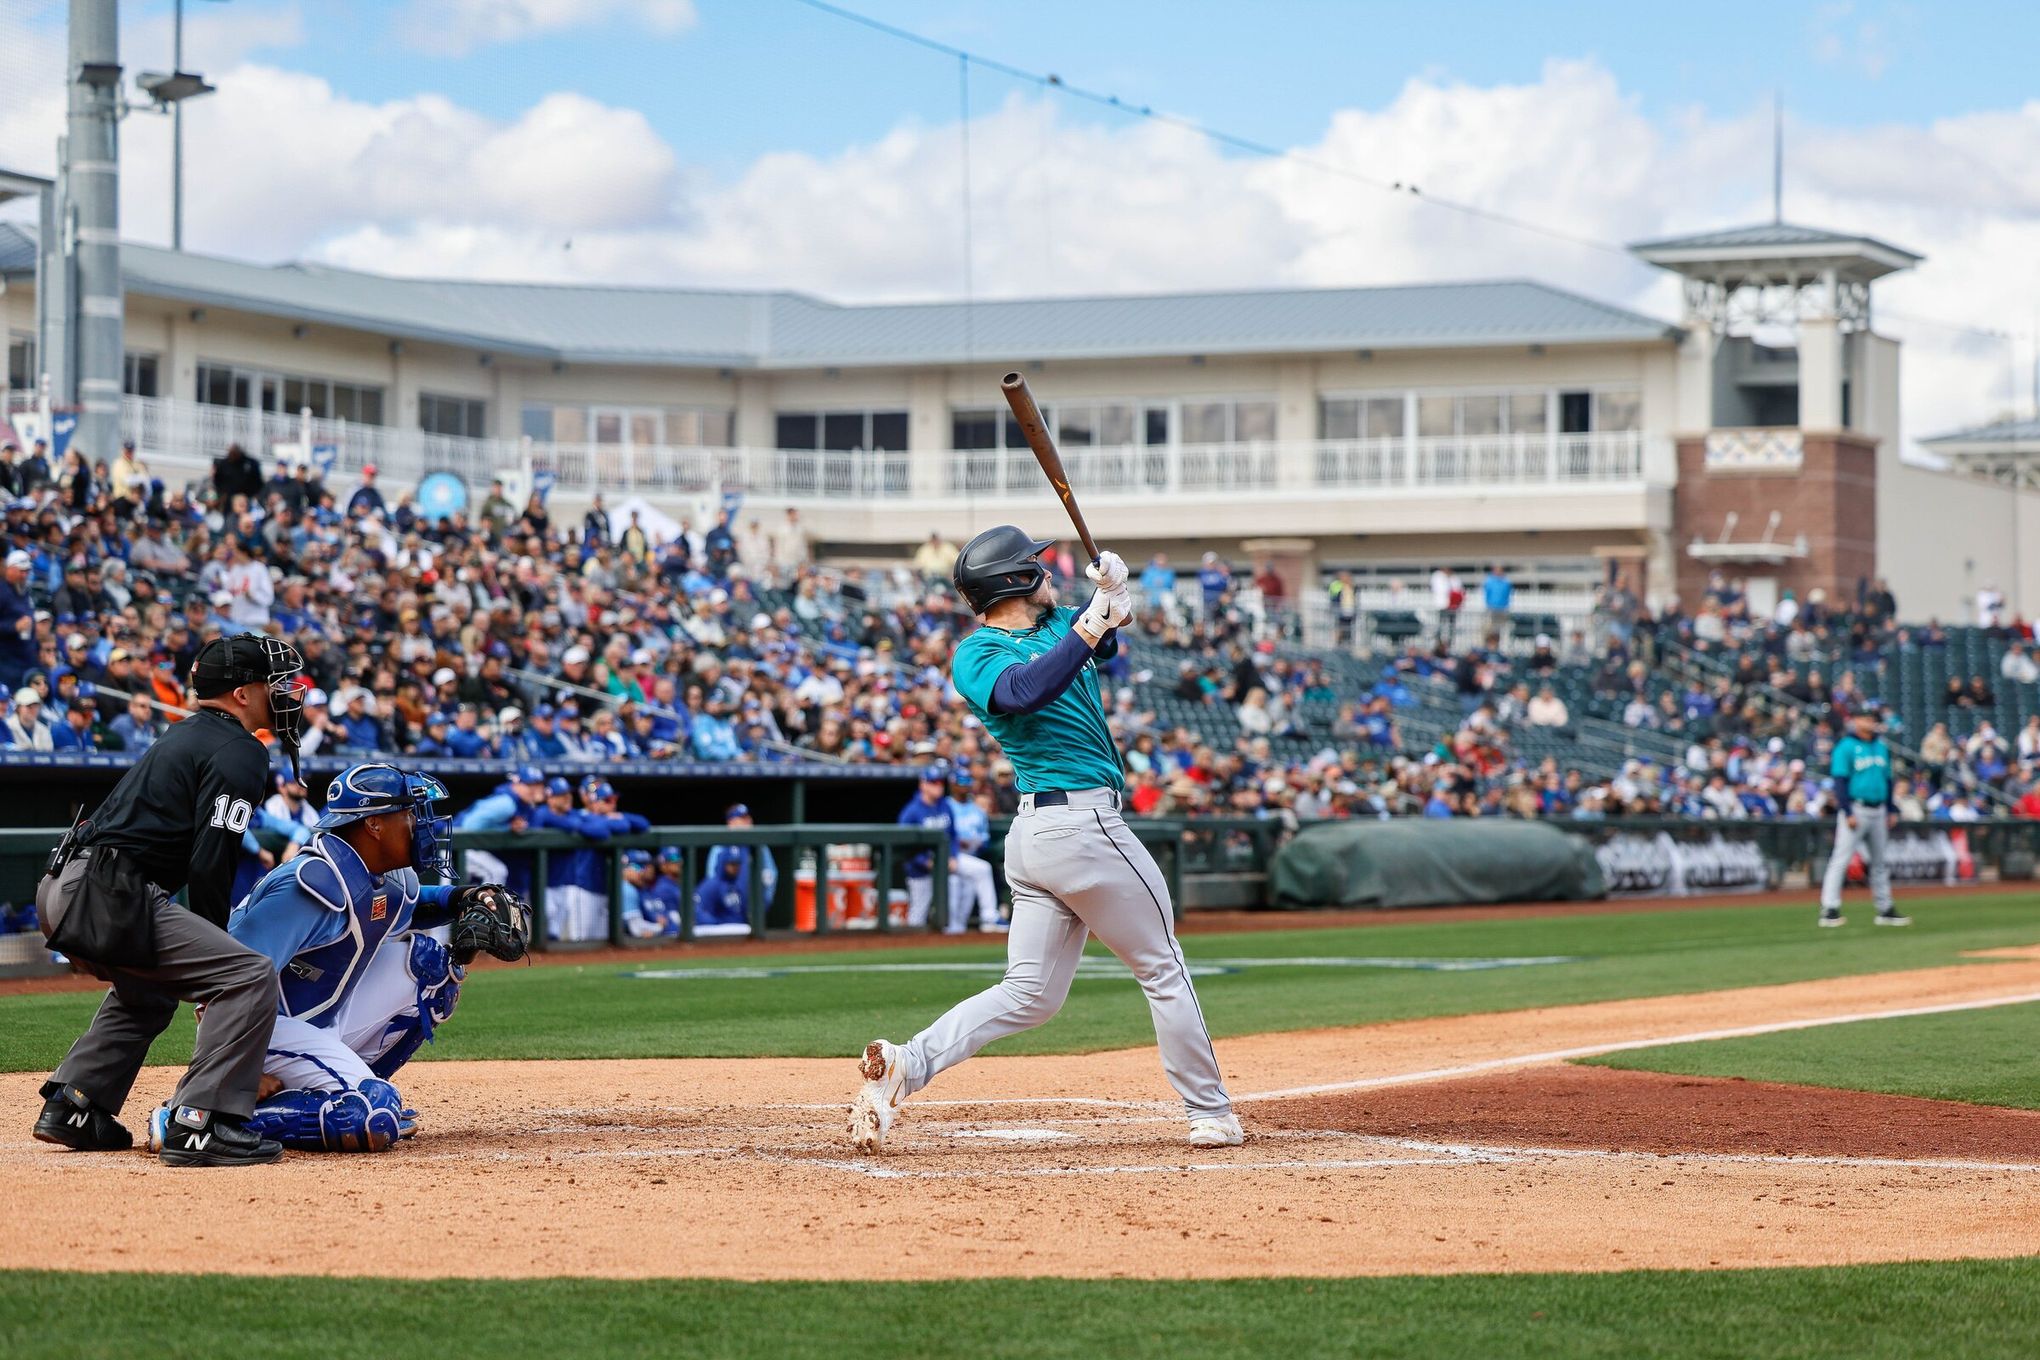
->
<box><xmin>1879</xmin><ymin>463</ymin><xmax>2040</xmax><ymax>623</ymax></box>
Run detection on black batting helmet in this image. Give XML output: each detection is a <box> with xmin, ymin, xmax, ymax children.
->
<box><xmin>953</xmin><ymin>525</ymin><xmax>1055</xmax><ymax>615</ymax></box>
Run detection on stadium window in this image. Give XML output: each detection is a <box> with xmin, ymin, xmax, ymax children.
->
<box><xmin>1417</xmin><ymin>395</ymin><xmax>1455</xmax><ymax>437</ymax></box>
<box><xmin>1181</xmin><ymin>402</ymin><xmax>1226</xmax><ymax>444</ymax></box>
<box><xmin>1319</xmin><ymin>398</ymin><xmax>1360</xmax><ymax>440</ymax></box>
<box><xmin>1364</xmin><ymin>396</ymin><xmax>1404</xmax><ymax>438</ymax></box>
<box><xmin>1234</xmin><ymin>401</ymin><xmax>1276</xmax><ymax>442</ymax></box>
<box><xmin>5</xmin><ymin>334</ymin><xmax>34</xmax><ymax>392</ymax></box>
<box><xmin>194</xmin><ymin>362</ymin><xmax>383</xmax><ymax>425</ymax></box>
<box><xmin>1460</xmin><ymin>395</ymin><xmax>1503</xmax><ymax>437</ymax></box>
<box><xmin>122</xmin><ymin>352</ymin><xmax>158</xmax><ymax>398</ymax></box>
<box><xmin>1558</xmin><ymin>391</ymin><xmax>1592</xmax><ymax>434</ymax></box>
<box><xmin>630</xmin><ymin>412</ymin><xmax>659</xmax><ymax>446</ymax></box>
<box><xmin>952</xmin><ymin>409</ymin><xmax>997</xmax><ymax>450</ymax></box>
<box><xmin>420</xmin><ymin>393</ymin><xmax>487</xmax><ymax>439</ymax></box>
<box><xmin>698</xmin><ymin>410</ymin><xmax>734</xmax><ymax>447</ymax></box>
<box><xmin>1058</xmin><ymin>405</ymin><xmax>1095</xmax><ymax>446</ymax></box>
<box><xmin>522</xmin><ymin>405</ymin><xmax>554</xmax><ymax>441</ymax></box>
<box><xmin>822</xmin><ymin>413</ymin><xmax>864</xmax><ymax>452</ymax></box>
<box><xmin>776</xmin><ymin>413</ymin><xmax>819</xmax><ymax>449</ymax></box>
<box><xmin>778</xmin><ymin>409</ymin><xmax>908</xmax><ymax>452</ymax></box>
<box><xmin>1507</xmin><ymin>392</ymin><xmax>1546</xmax><ymax>434</ymax></box>
<box><xmin>1143</xmin><ymin>406</ymin><xmax>1170</xmax><ymax>446</ymax></box>
<box><xmin>1099</xmin><ymin>404</ymin><xmax>1134</xmax><ymax>446</ymax></box>
<box><xmin>1593</xmin><ymin>390</ymin><xmax>1640</xmax><ymax>432</ymax></box>
<box><xmin>868</xmin><ymin>411</ymin><xmax>908</xmax><ymax>451</ymax></box>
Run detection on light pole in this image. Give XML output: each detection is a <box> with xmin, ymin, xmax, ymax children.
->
<box><xmin>153</xmin><ymin>0</ymin><xmax>224</xmax><ymax>251</ymax></box>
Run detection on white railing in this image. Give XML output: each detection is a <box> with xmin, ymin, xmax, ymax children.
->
<box><xmin>112</xmin><ymin>394</ymin><xmax>1653</xmax><ymax>503</ymax></box>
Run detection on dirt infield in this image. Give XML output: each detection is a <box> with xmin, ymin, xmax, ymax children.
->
<box><xmin>9</xmin><ymin>945</ymin><xmax>2040</xmax><ymax>1281</ymax></box>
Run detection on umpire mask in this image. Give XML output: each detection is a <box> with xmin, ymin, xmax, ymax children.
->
<box><xmin>192</xmin><ymin>633</ymin><xmax>308</xmax><ymax>777</ymax></box>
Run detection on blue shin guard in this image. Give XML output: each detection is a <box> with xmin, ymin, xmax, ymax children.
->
<box><xmin>369</xmin><ymin>933</ymin><xmax>464</xmax><ymax>1082</ymax></box>
<box><xmin>247</xmin><ymin>1078</ymin><xmax>406</xmax><ymax>1153</ymax></box>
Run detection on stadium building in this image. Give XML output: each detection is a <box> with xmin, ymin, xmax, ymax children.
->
<box><xmin>1</xmin><ymin>215</ymin><xmax>2030</xmax><ymax>635</ymax></box>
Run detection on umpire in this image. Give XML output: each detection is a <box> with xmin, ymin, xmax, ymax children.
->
<box><xmin>1818</xmin><ymin>700</ymin><xmax>1911</xmax><ymax>929</ymax></box>
<box><xmin>32</xmin><ymin>633</ymin><xmax>306</xmax><ymax>1166</ymax></box>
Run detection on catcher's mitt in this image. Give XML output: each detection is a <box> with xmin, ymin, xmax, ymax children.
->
<box><xmin>449</xmin><ymin>885</ymin><xmax>532</xmax><ymax>964</ymax></box>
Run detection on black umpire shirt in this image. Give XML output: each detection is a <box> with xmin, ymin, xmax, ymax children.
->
<box><xmin>79</xmin><ymin>706</ymin><xmax>271</xmax><ymax>926</ymax></box>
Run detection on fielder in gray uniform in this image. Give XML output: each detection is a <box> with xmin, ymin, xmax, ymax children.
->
<box><xmin>1818</xmin><ymin>702</ymin><xmax>1910</xmax><ymax>928</ymax></box>
<box><xmin>848</xmin><ymin>526</ymin><xmax>1241</xmax><ymax>1152</ymax></box>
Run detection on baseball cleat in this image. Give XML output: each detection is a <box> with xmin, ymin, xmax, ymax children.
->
<box><xmin>156</xmin><ymin>1107</ymin><xmax>284</xmax><ymax>1167</ymax></box>
<box><xmin>146</xmin><ymin>1105</ymin><xmax>170</xmax><ymax>1154</ymax></box>
<box><xmin>1817</xmin><ymin>911</ymin><xmax>1846</xmax><ymax>928</ymax></box>
<box><xmin>847</xmin><ymin>1039</ymin><xmax>907</xmax><ymax>1154</ymax></box>
<box><xmin>1874</xmin><ymin>912</ymin><xmax>1913</xmax><ymax>927</ymax></box>
<box><xmin>1187</xmin><ymin>1112</ymin><xmax>1244</xmax><ymax>1148</ymax></box>
<box><xmin>31</xmin><ymin>1084</ymin><xmax>133</xmax><ymax>1152</ymax></box>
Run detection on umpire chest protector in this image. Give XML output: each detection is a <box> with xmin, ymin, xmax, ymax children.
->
<box><xmin>276</xmin><ymin>836</ymin><xmax>412</xmax><ymax>1023</ymax></box>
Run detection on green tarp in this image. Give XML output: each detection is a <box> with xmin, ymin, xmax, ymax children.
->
<box><xmin>1269</xmin><ymin>819</ymin><xmax>1607</xmax><ymax>909</ymax></box>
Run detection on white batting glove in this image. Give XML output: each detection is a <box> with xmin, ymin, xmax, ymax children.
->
<box><xmin>1107</xmin><ymin>582</ymin><xmax>1135</xmax><ymax>622</ymax></box>
<box><xmin>1076</xmin><ymin>588</ymin><xmax>1131</xmax><ymax>642</ymax></box>
<box><xmin>1084</xmin><ymin>550</ymin><xmax>1128</xmax><ymax>591</ymax></box>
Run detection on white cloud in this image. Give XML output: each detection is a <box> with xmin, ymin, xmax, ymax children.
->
<box><xmin>398</xmin><ymin>0</ymin><xmax>696</xmax><ymax>56</ymax></box>
<box><xmin>5</xmin><ymin>44</ymin><xmax>2037</xmax><ymax>454</ymax></box>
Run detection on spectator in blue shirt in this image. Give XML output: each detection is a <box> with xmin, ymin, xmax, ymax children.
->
<box><xmin>1197</xmin><ymin>552</ymin><xmax>1231</xmax><ymax>615</ymax></box>
<box><xmin>689</xmin><ymin>690</ymin><xmax>740</xmax><ymax>762</ymax></box>
<box><xmin>335</xmin><ymin>688</ymin><xmax>387</xmax><ymax>752</ymax></box>
<box><xmin>107</xmin><ymin>690</ymin><xmax>162</xmax><ymax>754</ymax></box>
<box><xmin>1139</xmin><ymin>553</ymin><xmax>1176</xmax><ymax>611</ymax></box>
<box><xmin>49</xmin><ymin>701</ymin><xmax>99</xmax><ymax>753</ymax></box>
<box><xmin>0</xmin><ymin>549</ymin><xmax>37</xmax><ymax>690</ymax></box>
<box><xmin>443</xmin><ymin>704</ymin><xmax>497</xmax><ymax>758</ymax></box>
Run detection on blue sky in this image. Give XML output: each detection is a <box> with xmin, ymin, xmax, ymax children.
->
<box><xmin>5</xmin><ymin>0</ymin><xmax>2037</xmax><ymax>439</ymax></box>
<box><xmin>89</xmin><ymin>0</ymin><xmax>2034</xmax><ymax>177</ymax></box>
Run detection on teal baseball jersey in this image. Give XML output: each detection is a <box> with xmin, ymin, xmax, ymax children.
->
<box><xmin>950</xmin><ymin>606</ymin><xmax>1124</xmax><ymax>794</ymax></box>
<box><xmin>1830</xmin><ymin>734</ymin><xmax>1893</xmax><ymax>806</ymax></box>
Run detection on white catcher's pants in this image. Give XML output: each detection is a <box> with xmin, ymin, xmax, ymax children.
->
<box><xmin>907</xmin><ymin>853</ymin><xmax>1000</xmax><ymax>932</ymax></box>
<box><xmin>1820</xmin><ymin>808</ymin><xmax>1894</xmax><ymax>914</ymax></box>
<box><xmin>897</xmin><ymin>797</ymin><xmax>1232</xmax><ymax>1118</ymax></box>
<box><xmin>263</xmin><ymin>931</ymin><xmax>435</xmax><ymax>1092</ymax></box>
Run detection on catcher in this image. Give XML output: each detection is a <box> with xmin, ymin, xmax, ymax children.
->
<box><xmin>148</xmin><ymin>763</ymin><xmax>530</xmax><ymax>1154</ymax></box>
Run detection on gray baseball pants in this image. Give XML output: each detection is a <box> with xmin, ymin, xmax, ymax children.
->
<box><xmin>1819</xmin><ymin>807</ymin><xmax>1893</xmax><ymax>915</ymax></box>
<box><xmin>39</xmin><ymin>855</ymin><xmax>280</xmax><ymax>1118</ymax></box>
<box><xmin>896</xmin><ymin>790</ymin><xmax>1232</xmax><ymax>1118</ymax></box>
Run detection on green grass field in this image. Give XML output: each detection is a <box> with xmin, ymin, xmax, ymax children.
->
<box><xmin>4</xmin><ymin>892</ymin><xmax>2038</xmax><ymax>1073</ymax></box>
<box><xmin>10</xmin><ymin>893</ymin><xmax>2040</xmax><ymax>1359</ymax></box>
<box><xmin>4</xmin><ymin>1261</ymin><xmax>2039</xmax><ymax>1360</ymax></box>
<box><xmin>1586</xmin><ymin>999</ymin><xmax>2040</xmax><ymax>1109</ymax></box>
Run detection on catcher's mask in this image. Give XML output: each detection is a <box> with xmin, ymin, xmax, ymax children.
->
<box><xmin>191</xmin><ymin>633</ymin><xmax>306</xmax><ymax>778</ymax></box>
<box><xmin>316</xmin><ymin>764</ymin><xmax>454</xmax><ymax>881</ymax></box>
<box><xmin>952</xmin><ymin>525</ymin><xmax>1055</xmax><ymax>615</ymax></box>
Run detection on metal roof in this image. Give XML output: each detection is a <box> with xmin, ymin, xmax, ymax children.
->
<box><xmin>1628</xmin><ymin>219</ymin><xmax>1921</xmax><ymax>284</ymax></box>
<box><xmin>1922</xmin><ymin>416</ymin><xmax>2040</xmax><ymax>448</ymax></box>
<box><xmin>0</xmin><ymin>224</ymin><xmax>1678</xmax><ymax>368</ymax></box>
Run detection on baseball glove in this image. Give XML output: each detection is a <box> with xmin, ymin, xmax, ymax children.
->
<box><xmin>449</xmin><ymin>885</ymin><xmax>533</xmax><ymax>964</ymax></box>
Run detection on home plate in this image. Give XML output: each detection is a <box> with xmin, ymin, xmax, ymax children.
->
<box><xmin>944</xmin><ymin>1128</ymin><xmax>1076</xmax><ymax>1142</ymax></box>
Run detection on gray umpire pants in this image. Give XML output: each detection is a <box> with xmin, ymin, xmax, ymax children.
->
<box><xmin>39</xmin><ymin>855</ymin><xmax>280</xmax><ymax>1119</ymax></box>
<box><xmin>897</xmin><ymin>791</ymin><xmax>1233</xmax><ymax>1119</ymax></box>
<box><xmin>1819</xmin><ymin>807</ymin><xmax>1894</xmax><ymax>914</ymax></box>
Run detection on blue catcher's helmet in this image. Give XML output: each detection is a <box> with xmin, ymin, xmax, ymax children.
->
<box><xmin>315</xmin><ymin>763</ymin><xmax>455</xmax><ymax>881</ymax></box>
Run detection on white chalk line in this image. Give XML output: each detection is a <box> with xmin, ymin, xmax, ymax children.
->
<box><xmin>1238</xmin><ymin>988</ymin><xmax>2040</xmax><ymax>1102</ymax></box>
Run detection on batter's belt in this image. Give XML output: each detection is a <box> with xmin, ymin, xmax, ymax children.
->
<box><xmin>1018</xmin><ymin>788</ymin><xmax>1121</xmax><ymax>813</ymax></box>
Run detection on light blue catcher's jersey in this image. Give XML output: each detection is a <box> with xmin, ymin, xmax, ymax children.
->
<box><xmin>229</xmin><ymin>834</ymin><xmax>453</xmax><ymax>1025</ymax></box>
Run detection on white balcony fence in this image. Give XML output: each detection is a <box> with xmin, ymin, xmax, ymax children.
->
<box><xmin>70</xmin><ymin>394</ymin><xmax>1655</xmax><ymax>505</ymax></box>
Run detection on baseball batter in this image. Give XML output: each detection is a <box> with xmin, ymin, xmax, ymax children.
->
<box><xmin>848</xmin><ymin>525</ymin><xmax>1241</xmax><ymax>1151</ymax></box>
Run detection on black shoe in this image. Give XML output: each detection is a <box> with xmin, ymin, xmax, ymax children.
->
<box><xmin>32</xmin><ymin>1082</ymin><xmax>134</xmax><ymax>1151</ymax></box>
<box><xmin>156</xmin><ymin>1107</ymin><xmax>284</xmax><ymax>1167</ymax></box>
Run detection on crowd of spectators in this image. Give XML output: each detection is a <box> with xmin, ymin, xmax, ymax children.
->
<box><xmin>1</xmin><ymin>429</ymin><xmax>2037</xmax><ymax>830</ymax></box>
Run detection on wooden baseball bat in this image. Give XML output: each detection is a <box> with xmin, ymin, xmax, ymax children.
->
<box><xmin>1000</xmin><ymin>372</ymin><xmax>1100</xmax><ymax>564</ymax></box>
